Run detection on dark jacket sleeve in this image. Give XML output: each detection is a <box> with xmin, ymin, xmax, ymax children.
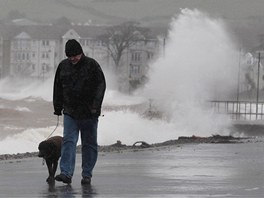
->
<box><xmin>91</xmin><ymin>60</ymin><xmax>106</xmax><ymax>113</ymax></box>
<box><xmin>53</xmin><ymin>65</ymin><xmax>63</xmax><ymax>115</ymax></box>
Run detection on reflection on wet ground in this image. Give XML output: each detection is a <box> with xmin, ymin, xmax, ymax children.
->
<box><xmin>44</xmin><ymin>183</ymin><xmax>96</xmax><ymax>198</ymax></box>
<box><xmin>0</xmin><ymin>141</ymin><xmax>264</xmax><ymax>197</ymax></box>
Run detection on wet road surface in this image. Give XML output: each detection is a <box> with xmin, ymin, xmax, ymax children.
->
<box><xmin>0</xmin><ymin>141</ymin><xmax>264</xmax><ymax>197</ymax></box>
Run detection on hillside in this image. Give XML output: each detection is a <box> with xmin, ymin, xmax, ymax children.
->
<box><xmin>1</xmin><ymin>0</ymin><xmax>264</xmax><ymax>49</ymax></box>
<box><xmin>0</xmin><ymin>0</ymin><xmax>264</xmax><ymax>26</ymax></box>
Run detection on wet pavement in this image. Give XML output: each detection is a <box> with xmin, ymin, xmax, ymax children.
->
<box><xmin>0</xmin><ymin>141</ymin><xmax>264</xmax><ymax>197</ymax></box>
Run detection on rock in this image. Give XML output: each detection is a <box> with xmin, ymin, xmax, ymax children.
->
<box><xmin>0</xmin><ymin>135</ymin><xmax>245</xmax><ymax>161</ymax></box>
<box><xmin>132</xmin><ymin>141</ymin><xmax>150</xmax><ymax>148</ymax></box>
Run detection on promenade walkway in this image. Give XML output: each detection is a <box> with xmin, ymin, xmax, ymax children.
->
<box><xmin>0</xmin><ymin>141</ymin><xmax>264</xmax><ymax>197</ymax></box>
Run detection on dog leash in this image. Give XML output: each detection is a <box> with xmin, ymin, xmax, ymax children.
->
<box><xmin>46</xmin><ymin>116</ymin><xmax>60</xmax><ymax>140</ymax></box>
<box><xmin>42</xmin><ymin>116</ymin><xmax>60</xmax><ymax>166</ymax></box>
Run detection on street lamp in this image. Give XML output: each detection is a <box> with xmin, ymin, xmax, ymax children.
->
<box><xmin>255</xmin><ymin>50</ymin><xmax>264</xmax><ymax>119</ymax></box>
<box><xmin>236</xmin><ymin>48</ymin><xmax>241</xmax><ymax>119</ymax></box>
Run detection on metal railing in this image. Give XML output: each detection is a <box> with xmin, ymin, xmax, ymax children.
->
<box><xmin>210</xmin><ymin>100</ymin><xmax>264</xmax><ymax>120</ymax></box>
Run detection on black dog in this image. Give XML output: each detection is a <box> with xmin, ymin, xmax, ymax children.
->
<box><xmin>38</xmin><ymin>136</ymin><xmax>63</xmax><ymax>184</ymax></box>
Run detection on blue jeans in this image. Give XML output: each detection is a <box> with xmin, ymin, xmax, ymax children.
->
<box><xmin>60</xmin><ymin>114</ymin><xmax>98</xmax><ymax>178</ymax></box>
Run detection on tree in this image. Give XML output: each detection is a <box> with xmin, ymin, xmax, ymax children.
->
<box><xmin>99</xmin><ymin>21</ymin><xmax>149</xmax><ymax>72</ymax></box>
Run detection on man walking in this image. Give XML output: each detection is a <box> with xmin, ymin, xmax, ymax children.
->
<box><xmin>53</xmin><ymin>39</ymin><xmax>106</xmax><ymax>185</ymax></box>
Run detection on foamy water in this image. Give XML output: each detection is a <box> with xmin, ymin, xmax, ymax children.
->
<box><xmin>0</xmin><ymin>9</ymin><xmax>240</xmax><ymax>154</ymax></box>
<box><xmin>141</xmin><ymin>8</ymin><xmax>238</xmax><ymax>135</ymax></box>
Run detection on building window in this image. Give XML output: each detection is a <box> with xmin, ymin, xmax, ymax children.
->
<box><xmin>80</xmin><ymin>39</ymin><xmax>90</xmax><ymax>47</ymax></box>
<box><xmin>130</xmin><ymin>64</ymin><xmax>140</xmax><ymax>76</ymax></box>
<box><xmin>147</xmin><ymin>52</ymin><xmax>153</xmax><ymax>60</ymax></box>
<box><xmin>42</xmin><ymin>40</ymin><xmax>49</xmax><ymax>46</ymax></box>
<box><xmin>132</xmin><ymin>52</ymin><xmax>141</xmax><ymax>62</ymax></box>
<box><xmin>42</xmin><ymin>52</ymin><xmax>49</xmax><ymax>59</ymax></box>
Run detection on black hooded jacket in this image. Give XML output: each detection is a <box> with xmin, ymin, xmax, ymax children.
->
<box><xmin>53</xmin><ymin>55</ymin><xmax>106</xmax><ymax>119</ymax></box>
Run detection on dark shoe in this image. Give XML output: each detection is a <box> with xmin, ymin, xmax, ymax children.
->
<box><xmin>55</xmin><ymin>174</ymin><xmax>72</xmax><ymax>184</ymax></box>
<box><xmin>81</xmin><ymin>177</ymin><xmax>91</xmax><ymax>185</ymax></box>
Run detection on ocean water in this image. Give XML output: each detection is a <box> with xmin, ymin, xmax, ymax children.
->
<box><xmin>0</xmin><ymin>86</ymin><xmax>182</xmax><ymax>154</ymax></box>
<box><xmin>0</xmin><ymin>9</ymin><xmax>242</xmax><ymax>154</ymax></box>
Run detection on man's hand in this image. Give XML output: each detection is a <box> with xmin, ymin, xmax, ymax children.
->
<box><xmin>54</xmin><ymin>110</ymin><xmax>62</xmax><ymax>116</ymax></box>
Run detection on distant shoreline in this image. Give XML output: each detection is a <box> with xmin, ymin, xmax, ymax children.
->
<box><xmin>0</xmin><ymin>135</ymin><xmax>247</xmax><ymax>161</ymax></box>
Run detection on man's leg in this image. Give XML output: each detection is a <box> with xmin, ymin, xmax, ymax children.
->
<box><xmin>58</xmin><ymin>114</ymin><xmax>79</xmax><ymax>180</ymax></box>
<box><xmin>80</xmin><ymin>117</ymin><xmax>98</xmax><ymax>183</ymax></box>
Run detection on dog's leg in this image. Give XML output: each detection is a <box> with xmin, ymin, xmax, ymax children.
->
<box><xmin>46</xmin><ymin>159</ymin><xmax>55</xmax><ymax>184</ymax></box>
<box><xmin>52</xmin><ymin>160</ymin><xmax>58</xmax><ymax>178</ymax></box>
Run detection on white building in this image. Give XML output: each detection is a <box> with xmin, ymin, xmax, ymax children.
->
<box><xmin>0</xmin><ymin>24</ymin><xmax>163</xmax><ymax>90</ymax></box>
<box><xmin>10</xmin><ymin>31</ymin><xmax>57</xmax><ymax>79</ymax></box>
